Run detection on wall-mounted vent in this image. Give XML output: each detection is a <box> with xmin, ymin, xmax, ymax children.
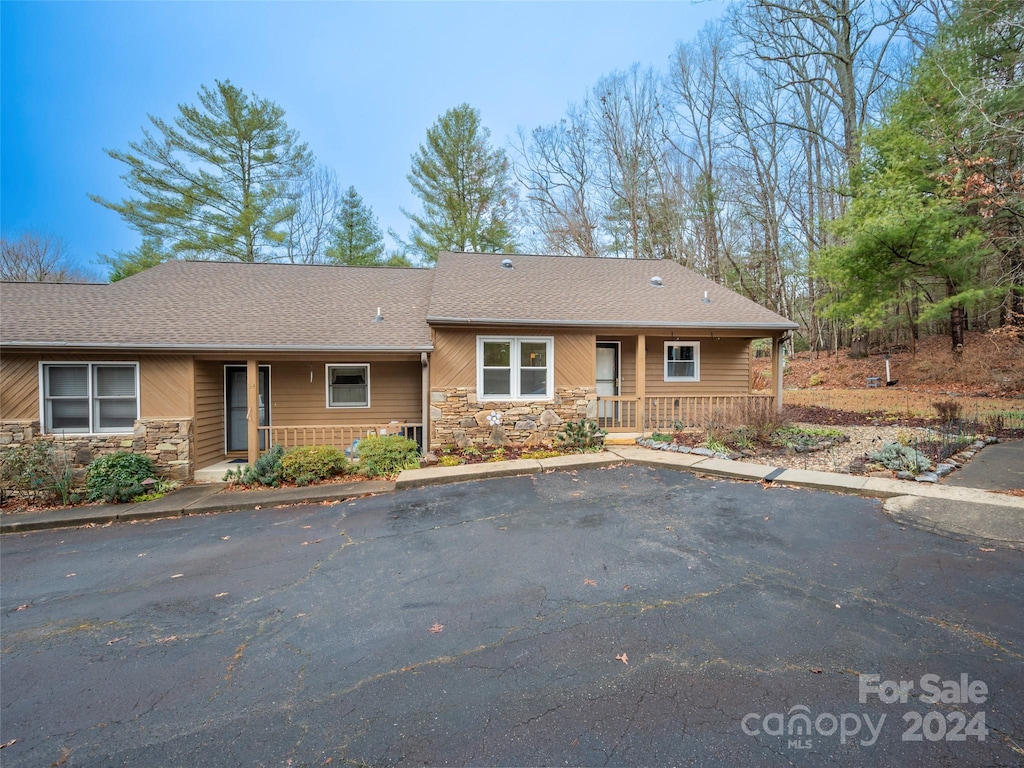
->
<box><xmin>500</xmin><ymin>258</ymin><xmax>514</xmax><ymax>270</ymax></box>
<box><xmin>702</xmin><ymin>291</ymin><xmax>711</xmax><ymax>304</ymax></box>
<box><xmin>650</xmin><ymin>275</ymin><xmax>664</xmax><ymax>287</ymax></box>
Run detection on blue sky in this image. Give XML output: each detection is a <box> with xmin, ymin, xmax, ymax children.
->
<box><xmin>2</xmin><ymin>1</ymin><xmax>727</xmax><ymax>275</ymax></box>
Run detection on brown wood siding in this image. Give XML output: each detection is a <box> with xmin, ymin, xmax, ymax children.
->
<box><xmin>0</xmin><ymin>353</ymin><xmax>40</xmax><ymax>420</ymax></box>
<box><xmin>1</xmin><ymin>352</ymin><xmax>194</xmax><ymax>421</ymax></box>
<box><xmin>644</xmin><ymin>337</ymin><xmax>751</xmax><ymax>395</ymax></box>
<box><xmin>269</xmin><ymin>360</ymin><xmax>422</xmax><ymax>425</ymax></box>
<box><xmin>139</xmin><ymin>356</ymin><xmax>194</xmax><ymax>417</ymax></box>
<box><xmin>430</xmin><ymin>327</ymin><xmax>596</xmax><ymax>389</ymax></box>
<box><xmin>193</xmin><ymin>360</ymin><xmax>225</xmax><ymax>468</ymax></box>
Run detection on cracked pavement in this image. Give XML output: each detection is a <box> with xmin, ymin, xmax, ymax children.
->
<box><xmin>1</xmin><ymin>466</ymin><xmax>1022</xmax><ymax>766</ymax></box>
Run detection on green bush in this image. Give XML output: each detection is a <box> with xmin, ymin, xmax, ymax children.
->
<box><xmin>223</xmin><ymin>444</ymin><xmax>286</xmax><ymax>487</ymax></box>
<box><xmin>86</xmin><ymin>452</ymin><xmax>157</xmax><ymax>503</ymax></box>
<box><xmin>1</xmin><ymin>441</ymin><xmax>76</xmax><ymax>505</ymax></box>
<box><xmin>557</xmin><ymin>419</ymin><xmax>607</xmax><ymax>452</ymax></box>
<box><xmin>356</xmin><ymin>434</ymin><xmax>421</xmax><ymax>478</ymax></box>
<box><xmin>280</xmin><ymin>445</ymin><xmax>348</xmax><ymax>484</ymax></box>
<box><xmin>438</xmin><ymin>454</ymin><xmax>464</xmax><ymax>467</ymax></box>
<box><xmin>869</xmin><ymin>442</ymin><xmax>932</xmax><ymax>474</ymax></box>
<box><xmin>521</xmin><ymin>448</ymin><xmax>562</xmax><ymax>460</ymax></box>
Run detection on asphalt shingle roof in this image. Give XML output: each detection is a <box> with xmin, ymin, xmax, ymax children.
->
<box><xmin>1</xmin><ymin>254</ymin><xmax>796</xmax><ymax>352</ymax></box>
<box><xmin>427</xmin><ymin>252</ymin><xmax>797</xmax><ymax>330</ymax></box>
<box><xmin>0</xmin><ymin>261</ymin><xmax>435</xmax><ymax>351</ymax></box>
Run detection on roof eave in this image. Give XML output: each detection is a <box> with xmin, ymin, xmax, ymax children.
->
<box><xmin>425</xmin><ymin>316</ymin><xmax>799</xmax><ymax>331</ymax></box>
<box><xmin>0</xmin><ymin>341</ymin><xmax>434</xmax><ymax>353</ymax></box>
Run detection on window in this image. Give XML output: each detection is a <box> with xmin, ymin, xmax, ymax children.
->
<box><xmin>664</xmin><ymin>342</ymin><xmax>700</xmax><ymax>382</ymax></box>
<box><xmin>41</xmin><ymin>362</ymin><xmax>139</xmax><ymax>434</ymax></box>
<box><xmin>326</xmin><ymin>364</ymin><xmax>369</xmax><ymax>408</ymax></box>
<box><xmin>477</xmin><ymin>336</ymin><xmax>553</xmax><ymax>400</ymax></box>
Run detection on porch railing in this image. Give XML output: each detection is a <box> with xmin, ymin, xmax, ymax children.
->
<box><xmin>258</xmin><ymin>422</ymin><xmax>424</xmax><ymax>454</ymax></box>
<box><xmin>595</xmin><ymin>396</ymin><xmax>641</xmax><ymax>432</ymax></box>
<box><xmin>644</xmin><ymin>395</ymin><xmax>775</xmax><ymax>431</ymax></box>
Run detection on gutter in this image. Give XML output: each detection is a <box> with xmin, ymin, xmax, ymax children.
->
<box><xmin>0</xmin><ymin>341</ymin><xmax>435</xmax><ymax>353</ymax></box>
<box><xmin>425</xmin><ymin>317</ymin><xmax>799</xmax><ymax>330</ymax></box>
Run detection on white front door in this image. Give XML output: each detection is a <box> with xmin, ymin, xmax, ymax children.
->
<box><xmin>596</xmin><ymin>343</ymin><xmax>619</xmax><ymax>419</ymax></box>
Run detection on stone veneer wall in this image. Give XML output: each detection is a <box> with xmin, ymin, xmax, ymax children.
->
<box><xmin>429</xmin><ymin>386</ymin><xmax>597</xmax><ymax>450</ymax></box>
<box><xmin>0</xmin><ymin>418</ymin><xmax>194</xmax><ymax>482</ymax></box>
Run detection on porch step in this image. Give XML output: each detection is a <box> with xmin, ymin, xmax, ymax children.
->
<box><xmin>603</xmin><ymin>433</ymin><xmax>643</xmax><ymax>446</ymax></box>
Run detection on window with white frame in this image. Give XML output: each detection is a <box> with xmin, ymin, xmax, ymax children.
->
<box><xmin>41</xmin><ymin>362</ymin><xmax>139</xmax><ymax>434</ymax></box>
<box><xmin>477</xmin><ymin>336</ymin><xmax>553</xmax><ymax>400</ymax></box>
<box><xmin>326</xmin><ymin>364</ymin><xmax>369</xmax><ymax>408</ymax></box>
<box><xmin>664</xmin><ymin>342</ymin><xmax>700</xmax><ymax>382</ymax></box>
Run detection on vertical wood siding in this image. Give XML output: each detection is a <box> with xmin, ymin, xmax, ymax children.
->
<box><xmin>644</xmin><ymin>337</ymin><xmax>751</xmax><ymax>395</ymax></box>
<box><xmin>193</xmin><ymin>360</ymin><xmax>225</xmax><ymax>468</ymax></box>
<box><xmin>430</xmin><ymin>327</ymin><xmax>596</xmax><ymax>389</ymax></box>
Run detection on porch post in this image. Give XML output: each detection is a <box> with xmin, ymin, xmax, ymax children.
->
<box><xmin>421</xmin><ymin>352</ymin><xmax>430</xmax><ymax>452</ymax></box>
<box><xmin>246</xmin><ymin>358</ymin><xmax>259</xmax><ymax>465</ymax></box>
<box><xmin>635</xmin><ymin>334</ymin><xmax>646</xmax><ymax>432</ymax></box>
<box><xmin>772</xmin><ymin>336</ymin><xmax>784</xmax><ymax>415</ymax></box>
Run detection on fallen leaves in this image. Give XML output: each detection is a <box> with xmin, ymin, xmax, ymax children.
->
<box><xmin>214</xmin><ymin>592</ymin><xmax>229</xmax><ymax>598</ymax></box>
<box><xmin>155</xmin><ymin>635</ymin><xmax>178</xmax><ymax>644</ymax></box>
<box><xmin>979</xmin><ymin>547</ymin><xmax>996</xmax><ymax>552</ymax></box>
<box><xmin>171</xmin><ymin>574</ymin><xmax>184</xmax><ymax>579</ymax></box>
<box><xmin>107</xmin><ymin>636</ymin><xmax>127</xmax><ymax>645</ymax></box>
<box><xmin>65</xmin><ymin>573</ymin><xmax>76</xmax><ymax>578</ymax></box>
<box><xmin>221</xmin><ymin>536</ymin><xmax>230</xmax><ymax>541</ymax></box>
<box><xmin>428</xmin><ymin>622</ymin><xmax>445</xmax><ymax>634</ymax></box>
<box><xmin>615</xmin><ymin>653</ymin><xmax>629</xmax><ymax>665</ymax></box>
<box><xmin>14</xmin><ymin>604</ymin><xmax>31</xmax><ymax>612</ymax></box>
<box><xmin>0</xmin><ymin>738</ymin><xmax>17</xmax><ymax>749</ymax></box>
<box><xmin>583</xmin><ymin>578</ymin><xmax>597</xmax><ymax>587</ymax></box>
<box><xmin>301</xmin><ymin>539</ymin><xmax>323</xmax><ymax>546</ymax></box>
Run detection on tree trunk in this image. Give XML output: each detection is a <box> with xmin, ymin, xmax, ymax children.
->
<box><xmin>849</xmin><ymin>334</ymin><xmax>869</xmax><ymax>359</ymax></box>
<box><xmin>948</xmin><ymin>280</ymin><xmax>965</xmax><ymax>354</ymax></box>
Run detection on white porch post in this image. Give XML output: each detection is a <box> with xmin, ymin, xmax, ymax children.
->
<box><xmin>773</xmin><ymin>336</ymin><xmax>784</xmax><ymax>415</ymax></box>
<box><xmin>635</xmin><ymin>334</ymin><xmax>646</xmax><ymax>432</ymax></box>
<box><xmin>247</xmin><ymin>358</ymin><xmax>260</xmax><ymax>465</ymax></box>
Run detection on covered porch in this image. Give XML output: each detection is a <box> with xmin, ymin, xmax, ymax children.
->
<box><xmin>193</xmin><ymin>352</ymin><xmax>429</xmax><ymax>475</ymax></box>
<box><xmin>594</xmin><ymin>331</ymin><xmax>786</xmax><ymax>433</ymax></box>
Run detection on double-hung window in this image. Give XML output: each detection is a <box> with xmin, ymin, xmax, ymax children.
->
<box><xmin>41</xmin><ymin>362</ymin><xmax>139</xmax><ymax>434</ymax></box>
<box><xmin>664</xmin><ymin>342</ymin><xmax>700</xmax><ymax>382</ymax></box>
<box><xmin>477</xmin><ymin>336</ymin><xmax>553</xmax><ymax>400</ymax></box>
<box><xmin>326</xmin><ymin>364</ymin><xmax>370</xmax><ymax>408</ymax></box>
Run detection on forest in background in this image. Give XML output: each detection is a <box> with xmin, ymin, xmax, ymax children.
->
<box><xmin>2</xmin><ymin>0</ymin><xmax>1020</xmax><ymax>357</ymax></box>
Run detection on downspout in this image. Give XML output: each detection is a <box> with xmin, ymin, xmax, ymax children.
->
<box><xmin>421</xmin><ymin>352</ymin><xmax>430</xmax><ymax>453</ymax></box>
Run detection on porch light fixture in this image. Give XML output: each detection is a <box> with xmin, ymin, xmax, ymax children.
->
<box><xmin>650</xmin><ymin>275</ymin><xmax>664</xmax><ymax>287</ymax></box>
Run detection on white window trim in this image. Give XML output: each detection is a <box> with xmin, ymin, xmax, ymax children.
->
<box><xmin>476</xmin><ymin>336</ymin><xmax>554</xmax><ymax>402</ymax></box>
<box><xmin>38</xmin><ymin>361</ymin><xmax>140</xmax><ymax>435</ymax></box>
<box><xmin>663</xmin><ymin>341</ymin><xmax>701</xmax><ymax>382</ymax></box>
<box><xmin>325</xmin><ymin>363</ymin><xmax>371</xmax><ymax>409</ymax></box>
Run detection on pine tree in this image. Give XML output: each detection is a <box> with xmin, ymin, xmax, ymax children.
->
<box><xmin>325</xmin><ymin>186</ymin><xmax>386</xmax><ymax>265</ymax></box>
<box><xmin>399</xmin><ymin>104</ymin><xmax>518</xmax><ymax>262</ymax></box>
<box><xmin>91</xmin><ymin>80</ymin><xmax>311</xmax><ymax>263</ymax></box>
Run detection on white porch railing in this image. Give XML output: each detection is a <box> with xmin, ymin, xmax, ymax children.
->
<box><xmin>644</xmin><ymin>395</ymin><xmax>776</xmax><ymax>430</ymax></box>
<box><xmin>258</xmin><ymin>423</ymin><xmax>424</xmax><ymax>454</ymax></box>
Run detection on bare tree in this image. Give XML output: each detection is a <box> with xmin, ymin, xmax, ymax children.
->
<box><xmin>283</xmin><ymin>162</ymin><xmax>345</xmax><ymax>264</ymax></box>
<box><xmin>0</xmin><ymin>232</ymin><xmax>98</xmax><ymax>283</ymax></box>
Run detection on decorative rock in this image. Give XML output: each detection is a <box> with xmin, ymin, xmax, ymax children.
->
<box><xmin>585</xmin><ymin>399</ymin><xmax>598</xmax><ymax>419</ymax></box>
<box><xmin>934</xmin><ymin>463</ymin><xmax>955</xmax><ymax>477</ymax></box>
<box><xmin>514</xmin><ymin>419</ymin><xmax>537</xmax><ymax>431</ymax></box>
<box><xmin>75</xmin><ymin>448</ymin><xmax>94</xmax><ymax>465</ymax></box>
<box><xmin>961</xmin><ymin>451</ymin><xmax>976</xmax><ymax>460</ymax></box>
<box><xmin>678</xmin><ymin>445</ymin><xmax>692</xmax><ymax>453</ymax></box>
<box><xmin>421</xmin><ymin>451</ymin><xmax>438</xmax><ymax>467</ymax></box>
<box><xmin>453</xmin><ymin>429</ymin><xmax>473</xmax><ymax>449</ymax></box>
<box><xmin>896</xmin><ymin>471</ymin><xmax>915</xmax><ymax>481</ymax></box>
<box><xmin>985</xmin><ymin>436</ymin><xmax>999</xmax><ymax>444</ymax></box>
<box><xmin>914</xmin><ymin>472</ymin><xmax>939</xmax><ymax>483</ymax></box>
<box><xmin>713</xmin><ymin>452</ymin><xmax>731</xmax><ymax>460</ymax></box>
<box><xmin>474</xmin><ymin>410</ymin><xmax>495</xmax><ymax>428</ymax></box>
<box><xmin>539</xmin><ymin>409</ymin><xmax>563</xmax><ymax>427</ymax></box>
<box><xmin>505</xmin><ymin>407</ymin><xmax>533</xmax><ymax>417</ymax></box>
<box><xmin>459</xmin><ymin>417</ymin><xmax>477</xmax><ymax>429</ymax></box>
<box><xmin>488</xmin><ymin>425</ymin><xmax>510</xmax><ymax>447</ymax></box>
<box><xmin>972</xmin><ymin>440</ymin><xmax>986</xmax><ymax>450</ymax></box>
<box><xmin>691</xmin><ymin>447</ymin><xmax>715</xmax><ymax>457</ymax></box>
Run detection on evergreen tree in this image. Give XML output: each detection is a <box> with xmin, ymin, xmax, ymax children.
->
<box><xmin>325</xmin><ymin>186</ymin><xmax>386</xmax><ymax>265</ymax></box>
<box><xmin>399</xmin><ymin>104</ymin><xmax>518</xmax><ymax>262</ymax></box>
<box><xmin>91</xmin><ymin>80</ymin><xmax>311</xmax><ymax>263</ymax></box>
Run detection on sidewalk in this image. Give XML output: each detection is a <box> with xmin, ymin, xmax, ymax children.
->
<box><xmin>3</xmin><ymin>446</ymin><xmax>1021</xmax><ymax>545</ymax></box>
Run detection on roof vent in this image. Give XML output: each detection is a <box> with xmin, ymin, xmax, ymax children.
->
<box><xmin>650</xmin><ymin>275</ymin><xmax>664</xmax><ymax>287</ymax></box>
<box><xmin>702</xmin><ymin>291</ymin><xmax>712</xmax><ymax>304</ymax></box>
<box><xmin>500</xmin><ymin>258</ymin><xmax>513</xmax><ymax>270</ymax></box>
<box><xmin>373</xmin><ymin>306</ymin><xmax>384</xmax><ymax>322</ymax></box>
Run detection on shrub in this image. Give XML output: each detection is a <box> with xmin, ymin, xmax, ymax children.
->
<box><xmin>521</xmin><ymin>448</ymin><xmax>562</xmax><ymax>460</ymax></box>
<box><xmin>86</xmin><ymin>452</ymin><xmax>157</xmax><ymax>503</ymax></box>
<box><xmin>1</xmin><ymin>441</ymin><xmax>76</xmax><ymax>505</ymax></box>
<box><xmin>280</xmin><ymin>445</ymin><xmax>348</xmax><ymax>484</ymax></box>
<box><xmin>650</xmin><ymin>432</ymin><xmax>673</xmax><ymax>443</ymax></box>
<box><xmin>868</xmin><ymin>442</ymin><xmax>932</xmax><ymax>474</ymax></box>
<box><xmin>223</xmin><ymin>444</ymin><xmax>286</xmax><ymax>487</ymax></box>
<box><xmin>809</xmin><ymin>372</ymin><xmax>824</xmax><ymax>387</ymax></box>
<box><xmin>356</xmin><ymin>434</ymin><xmax>421</xmax><ymax>478</ymax></box>
<box><xmin>557</xmin><ymin>419</ymin><xmax>607</xmax><ymax>452</ymax></box>
<box><xmin>437</xmin><ymin>454</ymin><xmax>464</xmax><ymax>467</ymax></box>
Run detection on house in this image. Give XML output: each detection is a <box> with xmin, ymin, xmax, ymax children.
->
<box><xmin>0</xmin><ymin>252</ymin><xmax>797</xmax><ymax>480</ymax></box>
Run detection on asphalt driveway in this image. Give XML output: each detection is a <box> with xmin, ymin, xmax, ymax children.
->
<box><xmin>1</xmin><ymin>466</ymin><xmax>1021</xmax><ymax>767</ymax></box>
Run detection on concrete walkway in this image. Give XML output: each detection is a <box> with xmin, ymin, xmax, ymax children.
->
<box><xmin>3</xmin><ymin>445</ymin><xmax>1021</xmax><ymax>546</ymax></box>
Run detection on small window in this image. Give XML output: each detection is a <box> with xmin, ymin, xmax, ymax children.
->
<box><xmin>664</xmin><ymin>342</ymin><xmax>700</xmax><ymax>382</ymax></box>
<box><xmin>477</xmin><ymin>336</ymin><xmax>553</xmax><ymax>400</ymax></box>
<box><xmin>327</xmin><ymin>364</ymin><xmax>370</xmax><ymax>408</ymax></box>
<box><xmin>41</xmin><ymin>362</ymin><xmax>139</xmax><ymax>434</ymax></box>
